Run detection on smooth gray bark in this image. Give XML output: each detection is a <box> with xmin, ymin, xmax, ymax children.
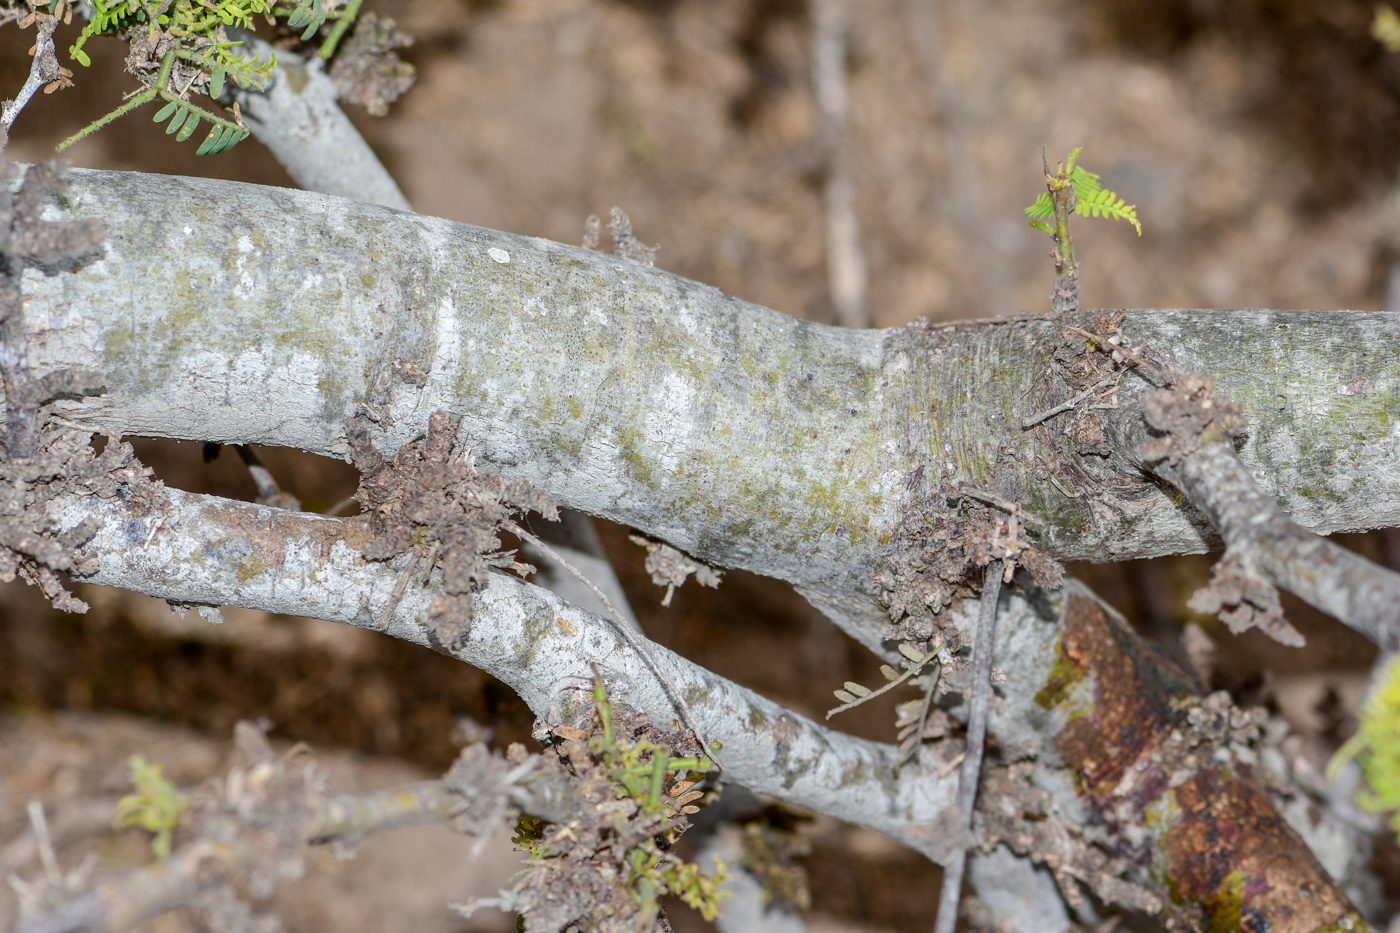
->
<box><xmin>19</xmin><ymin>169</ymin><xmax>1400</xmax><ymax>650</ymax></box>
<box><xmin>232</xmin><ymin>39</ymin><xmax>411</xmax><ymax>212</ymax></box>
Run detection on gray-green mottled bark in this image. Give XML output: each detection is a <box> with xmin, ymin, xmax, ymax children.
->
<box><xmin>20</xmin><ymin>169</ymin><xmax>1400</xmax><ymax>650</ymax></box>
<box><xmin>42</xmin><ymin>484</ymin><xmax>958</xmax><ymax>857</ymax></box>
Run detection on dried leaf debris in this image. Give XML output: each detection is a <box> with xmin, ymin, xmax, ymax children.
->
<box><xmin>458</xmin><ymin>682</ymin><xmax>725</xmax><ymax>933</ymax></box>
<box><xmin>628</xmin><ymin>534</ymin><xmax>722</xmax><ymax>607</ymax></box>
<box><xmin>346</xmin><ymin>409</ymin><xmax>558</xmax><ymax>642</ymax></box>
<box><xmin>0</xmin><ymin>163</ymin><xmax>150</xmax><ymax>615</ymax></box>
<box><xmin>874</xmin><ymin>485</ymin><xmax>1060</xmax><ymax>650</ymax></box>
<box><xmin>582</xmin><ymin>207</ymin><xmax>658</xmax><ymax>267</ymax></box>
<box><xmin>2</xmin><ymin>160</ymin><xmax>105</xmax><ymax>457</ymax></box>
<box><xmin>328</xmin><ymin>12</ymin><xmax>416</xmax><ymax>118</ymax></box>
<box><xmin>1139</xmin><ymin>370</ymin><xmax>1248</xmax><ymax>467</ymax></box>
<box><xmin>0</xmin><ymin>423</ymin><xmax>158</xmax><ymax>614</ymax></box>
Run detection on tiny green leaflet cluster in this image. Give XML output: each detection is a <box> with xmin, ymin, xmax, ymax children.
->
<box><xmin>587</xmin><ymin>679</ymin><xmax>730</xmax><ymax>922</ymax></box>
<box><xmin>1331</xmin><ymin>655</ymin><xmax>1400</xmax><ymax>841</ymax></box>
<box><xmin>113</xmin><ymin>754</ymin><xmax>187</xmax><ymax>862</ymax></box>
<box><xmin>1025</xmin><ymin>147</ymin><xmax>1142</xmax><ymax>236</ymax></box>
<box><xmin>53</xmin><ymin>0</ymin><xmax>361</xmax><ymax>155</ymax></box>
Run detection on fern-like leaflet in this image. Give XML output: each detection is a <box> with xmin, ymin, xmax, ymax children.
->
<box><xmin>58</xmin><ymin>49</ymin><xmax>249</xmax><ymax>155</ymax></box>
<box><xmin>828</xmin><ymin>639</ymin><xmax>948</xmax><ymax>766</ymax></box>
<box><xmin>1025</xmin><ymin>158</ymin><xmax>1142</xmax><ymax>236</ymax></box>
<box><xmin>55</xmin><ymin>0</ymin><xmax>364</xmax><ymax>155</ymax></box>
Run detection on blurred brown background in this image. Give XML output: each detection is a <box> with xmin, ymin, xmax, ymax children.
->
<box><xmin>3</xmin><ymin>0</ymin><xmax>1400</xmax><ymax>929</ymax></box>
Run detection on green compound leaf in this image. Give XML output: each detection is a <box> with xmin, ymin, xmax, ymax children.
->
<box><xmin>114</xmin><ymin>754</ymin><xmax>187</xmax><ymax>862</ymax></box>
<box><xmin>175</xmin><ymin>114</ymin><xmax>199</xmax><ymax>142</ymax></box>
<box><xmin>1025</xmin><ymin>163</ymin><xmax>1142</xmax><ymax>236</ymax></box>
<box><xmin>165</xmin><ymin>107</ymin><xmax>189</xmax><ymax>135</ymax></box>
<box><xmin>1333</xmin><ymin>655</ymin><xmax>1400</xmax><ymax>842</ymax></box>
<box><xmin>50</xmin><ymin>0</ymin><xmax>347</xmax><ymax>154</ymax></box>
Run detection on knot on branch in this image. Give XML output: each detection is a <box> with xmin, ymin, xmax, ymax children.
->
<box><xmin>347</xmin><ymin>409</ymin><xmax>557</xmax><ymax>642</ymax></box>
<box><xmin>1141</xmin><ymin>371</ymin><xmax>1247</xmax><ymax>466</ymax></box>
<box><xmin>1186</xmin><ymin>551</ymin><xmax>1303</xmax><ymax>647</ymax></box>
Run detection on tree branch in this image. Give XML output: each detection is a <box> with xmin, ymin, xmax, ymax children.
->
<box><xmin>232</xmin><ymin>35</ymin><xmax>411</xmax><ymax>212</ymax></box>
<box><xmin>40</xmin><ymin>479</ymin><xmax>959</xmax><ymax>859</ymax></box>
<box><xmin>18</xmin><ymin>170</ymin><xmax>1400</xmax><ymax>652</ymax></box>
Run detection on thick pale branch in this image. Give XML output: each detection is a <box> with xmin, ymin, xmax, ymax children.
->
<box><xmin>41</xmin><ymin>482</ymin><xmax>958</xmax><ymax>858</ymax></box>
<box><xmin>19</xmin><ymin>171</ymin><xmax>1400</xmax><ymax>648</ymax></box>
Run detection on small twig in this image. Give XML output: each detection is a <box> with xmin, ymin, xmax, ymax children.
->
<box><xmin>952</xmin><ymin>485</ymin><xmax>1043</xmax><ymax>526</ymax></box>
<box><xmin>1</xmin><ymin>18</ymin><xmax>58</xmax><ymax>141</ymax></box>
<box><xmin>827</xmin><ymin>640</ymin><xmax>943</xmax><ymax>719</ymax></box>
<box><xmin>507</xmin><ymin>521</ymin><xmax>720</xmax><ymax>765</ymax></box>
<box><xmin>325</xmin><ymin>494</ymin><xmax>358</xmax><ymax>516</ymax></box>
<box><xmin>1154</xmin><ymin>441</ymin><xmax>1400</xmax><ymax>649</ymax></box>
<box><xmin>1021</xmin><ymin>372</ymin><xmax>1120</xmax><ymax>428</ymax></box>
<box><xmin>27</xmin><ymin>800</ymin><xmax>61</xmax><ymax>883</ymax></box>
<box><xmin>1044</xmin><ymin>470</ymin><xmax>1083</xmax><ymax>499</ymax></box>
<box><xmin>377</xmin><ymin>544</ymin><xmax>430</xmax><ymax>630</ymax></box>
<box><xmin>234</xmin><ymin>445</ymin><xmax>300</xmax><ymax>510</ymax></box>
<box><xmin>933</xmin><ymin>558</ymin><xmax>1005</xmax><ymax>933</ymax></box>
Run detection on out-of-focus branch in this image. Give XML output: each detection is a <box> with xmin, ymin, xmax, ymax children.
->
<box><xmin>232</xmin><ymin>35</ymin><xmax>410</xmax><ymax>211</ymax></box>
<box><xmin>810</xmin><ymin>0</ymin><xmax>869</xmax><ymax>329</ymax></box>
<box><xmin>12</xmin><ymin>728</ymin><xmax>563</xmax><ymax>933</ymax></box>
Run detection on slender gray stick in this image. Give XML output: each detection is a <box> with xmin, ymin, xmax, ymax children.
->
<box><xmin>933</xmin><ymin>558</ymin><xmax>1004</xmax><ymax>933</ymax></box>
<box><xmin>1</xmin><ymin>18</ymin><xmax>58</xmax><ymax>141</ymax></box>
<box><xmin>1155</xmin><ymin>443</ymin><xmax>1400</xmax><ymax>649</ymax></box>
<box><xmin>810</xmin><ymin>0</ymin><xmax>868</xmax><ymax>328</ymax></box>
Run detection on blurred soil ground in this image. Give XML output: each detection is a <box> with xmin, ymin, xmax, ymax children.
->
<box><xmin>3</xmin><ymin>0</ymin><xmax>1400</xmax><ymax>929</ymax></box>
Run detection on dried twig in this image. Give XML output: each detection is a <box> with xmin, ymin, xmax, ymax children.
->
<box><xmin>1</xmin><ymin>18</ymin><xmax>60</xmax><ymax>141</ymax></box>
<box><xmin>933</xmin><ymin>558</ymin><xmax>1005</xmax><ymax>933</ymax></box>
<box><xmin>1021</xmin><ymin>372</ymin><xmax>1120</xmax><ymax>429</ymax></box>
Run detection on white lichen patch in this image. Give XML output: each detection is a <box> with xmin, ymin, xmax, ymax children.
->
<box><xmin>643</xmin><ymin>372</ymin><xmax>698</xmax><ymax>475</ymax></box>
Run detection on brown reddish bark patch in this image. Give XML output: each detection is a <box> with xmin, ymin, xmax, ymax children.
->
<box><xmin>1052</xmin><ymin>594</ymin><xmax>1191</xmax><ymax>792</ymax></box>
<box><xmin>1168</xmin><ymin>767</ymin><xmax>1357</xmax><ymax>933</ymax></box>
<box><xmin>1046</xmin><ymin>594</ymin><xmax>1365</xmax><ymax>931</ymax></box>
